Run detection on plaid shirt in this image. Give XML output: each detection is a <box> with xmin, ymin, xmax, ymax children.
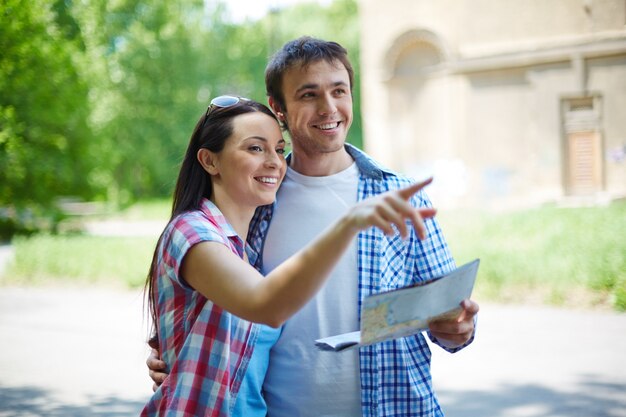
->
<box><xmin>248</xmin><ymin>144</ymin><xmax>473</xmax><ymax>417</ymax></box>
<box><xmin>142</xmin><ymin>199</ymin><xmax>258</xmax><ymax>417</ymax></box>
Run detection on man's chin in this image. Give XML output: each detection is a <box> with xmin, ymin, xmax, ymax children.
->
<box><xmin>291</xmin><ymin>133</ymin><xmax>347</xmax><ymax>155</ymax></box>
<box><xmin>317</xmin><ymin>134</ymin><xmax>348</xmax><ymax>151</ymax></box>
<box><xmin>321</xmin><ymin>143</ymin><xmax>346</xmax><ymax>154</ymax></box>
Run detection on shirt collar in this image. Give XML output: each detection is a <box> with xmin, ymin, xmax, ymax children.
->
<box><xmin>199</xmin><ymin>198</ymin><xmax>238</xmax><ymax>237</ymax></box>
<box><xmin>199</xmin><ymin>198</ymin><xmax>258</xmax><ymax>262</ymax></box>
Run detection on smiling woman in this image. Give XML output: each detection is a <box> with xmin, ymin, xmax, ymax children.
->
<box><xmin>199</xmin><ymin>111</ymin><xmax>286</xmax><ymax>219</ymax></box>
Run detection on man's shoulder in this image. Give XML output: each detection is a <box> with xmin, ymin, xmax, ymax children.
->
<box><xmin>247</xmin><ymin>204</ymin><xmax>274</xmax><ymax>247</ymax></box>
<box><xmin>346</xmin><ymin>146</ymin><xmax>431</xmax><ymax>205</ymax></box>
<box><xmin>345</xmin><ymin>144</ymin><xmax>402</xmax><ymax>181</ymax></box>
<box><xmin>345</xmin><ymin>145</ymin><xmax>414</xmax><ymax>185</ymax></box>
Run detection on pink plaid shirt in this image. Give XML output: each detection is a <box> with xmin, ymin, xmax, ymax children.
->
<box><xmin>142</xmin><ymin>198</ymin><xmax>258</xmax><ymax>417</ymax></box>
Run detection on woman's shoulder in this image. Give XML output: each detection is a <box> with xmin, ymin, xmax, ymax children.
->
<box><xmin>166</xmin><ymin>208</ymin><xmax>229</xmax><ymax>248</ymax></box>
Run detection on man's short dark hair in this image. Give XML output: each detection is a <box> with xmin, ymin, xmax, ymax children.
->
<box><xmin>265</xmin><ymin>36</ymin><xmax>355</xmax><ymax>112</ymax></box>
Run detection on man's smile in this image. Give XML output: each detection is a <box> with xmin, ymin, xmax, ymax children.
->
<box><xmin>314</xmin><ymin>121</ymin><xmax>341</xmax><ymax>130</ymax></box>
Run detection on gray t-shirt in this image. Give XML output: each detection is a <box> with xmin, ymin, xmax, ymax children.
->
<box><xmin>262</xmin><ymin>163</ymin><xmax>361</xmax><ymax>417</ymax></box>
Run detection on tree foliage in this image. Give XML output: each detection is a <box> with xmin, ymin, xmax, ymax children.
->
<box><xmin>1</xmin><ymin>0</ymin><xmax>94</xmax><ymax>235</ymax></box>
<box><xmin>0</xmin><ymin>0</ymin><xmax>361</xmax><ymax>238</ymax></box>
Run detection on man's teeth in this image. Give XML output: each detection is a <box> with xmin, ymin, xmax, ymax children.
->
<box><xmin>318</xmin><ymin>122</ymin><xmax>339</xmax><ymax>130</ymax></box>
<box><xmin>257</xmin><ymin>177</ymin><xmax>277</xmax><ymax>184</ymax></box>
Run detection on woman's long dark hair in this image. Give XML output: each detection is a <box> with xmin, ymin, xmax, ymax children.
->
<box><xmin>145</xmin><ymin>98</ymin><xmax>278</xmax><ymax>342</ymax></box>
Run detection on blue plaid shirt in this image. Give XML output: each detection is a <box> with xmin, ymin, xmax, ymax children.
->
<box><xmin>248</xmin><ymin>144</ymin><xmax>474</xmax><ymax>417</ymax></box>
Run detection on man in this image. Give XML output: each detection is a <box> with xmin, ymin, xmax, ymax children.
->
<box><xmin>149</xmin><ymin>36</ymin><xmax>479</xmax><ymax>416</ymax></box>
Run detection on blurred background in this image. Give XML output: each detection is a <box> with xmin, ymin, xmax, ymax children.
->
<box><xmin>0</xmin><ymin>0</ymin><xmax>625</xmax><ymax>416</ymax></box>
<box><xmin>1</xmin><ymin>0</ymin><xmax>624</xmax><ymax>310</ymax></box>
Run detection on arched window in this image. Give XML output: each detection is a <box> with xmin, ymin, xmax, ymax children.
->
<box><xmin>385</xmin><ymin>29</ymin><xmax>449</xmax><ymax>80</ymax></box>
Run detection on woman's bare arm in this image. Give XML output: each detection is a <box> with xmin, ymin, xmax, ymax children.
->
<box><xmin>182</xmin><ymin>178</ymin><xmax>435</xmax><ymax>327</ymax></box>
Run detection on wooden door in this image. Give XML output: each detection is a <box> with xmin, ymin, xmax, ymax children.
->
<box><xmin>563</xmin><ymin>96</ymin><xmax>603</xmax><ymax>196</ymax></box>
<box><xmin>567</xmin><ymin>130</ymin><xmax>602</xmax><ymax>195</ymax></box>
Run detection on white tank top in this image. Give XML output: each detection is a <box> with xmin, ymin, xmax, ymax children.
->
<box><xmin>262</xmin><ymin>163</ymin><xmax>361</xmax><ymax>417</ymax></box>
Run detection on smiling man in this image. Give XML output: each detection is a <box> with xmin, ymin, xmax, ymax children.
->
<box><xmin>270</xmin><ymin>58</ymin><xmax>353</xmax><ymax>172</ymax></box>
<box><xmin>253</xmin><ymin>37</ymin><xmax>479</xmax><ymax>417</ymax></box>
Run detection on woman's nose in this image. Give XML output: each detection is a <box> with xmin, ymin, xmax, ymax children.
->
<box><xmin>265</xmin><ymin>151</ymin><xmax>282</xmax><ymax>168</ymax></box>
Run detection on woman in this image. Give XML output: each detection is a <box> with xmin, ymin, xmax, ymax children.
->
<box><xmin>141</xmin><ymin>96</ymin><xmax>434</xmax><ymax>416</ymax></box>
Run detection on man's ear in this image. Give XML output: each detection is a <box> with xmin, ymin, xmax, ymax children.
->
<box><xmin>197</xmin><ymin>148</ymin><xmax>219</xmax><ymax>175</ymax></box>
<box><xmin>268</xmin><ymin>97</ymin><xmax>284</xmax><ymax>121</ymax></box>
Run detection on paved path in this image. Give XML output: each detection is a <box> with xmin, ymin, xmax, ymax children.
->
<box><xmin>429</xmin><ymin>302</ymin><xmax>626</xmax><ymax>417</ymax></box>
<box><xmin>0</xmin><ymin>287</ymin><xmax>151</xmax><ymax>416</ymax></box>
<box><xmin>0</xmin><ymin>287</ymin><xmax>625</xmax><ymax>416</ymax></box>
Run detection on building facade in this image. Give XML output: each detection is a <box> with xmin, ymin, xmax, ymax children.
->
<box><xmin>358</xmin><ymin>0</ymin><xmax>626</xmax><ymax>209</ymax></box>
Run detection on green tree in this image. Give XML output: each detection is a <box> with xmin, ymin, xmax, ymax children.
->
<box><xmin>0</xmin><ymin>0</ymin><xmax>94</xmax><ymax>236</ymax></box>
<box><xmin>71</xmin><ymin>0</ymin><xmax>361</xmax><ymax>204</ymax></box>
<box><xmin>73</xmin><ymin>0</ymin><xmax>266</xmax><ymax>204</ymax></box>
<box><xmin>1</xmin><ymin>0</ymin><xmax>363</xmax><ymax>238</ymax></box>
<box><xmin>72</xmin><ymin>0</ymin><xmax>201</xmax><ymax>203</ymax></box>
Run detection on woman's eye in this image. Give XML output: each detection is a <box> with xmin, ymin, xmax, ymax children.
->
<box><xmin>276</xmin><ymin>148</ymin><xmax>286</xmax><ymax>155</ymax></box>
<box><xmin>249</xmin><ymin>145</ymin><xmax>263</xmax><ymax>152</ymax></box>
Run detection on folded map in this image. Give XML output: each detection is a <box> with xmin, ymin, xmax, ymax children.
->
<box><xmin>315</xmin><ymin>259</ymin><xmax>480</xmax><ymax>351</ymax></box>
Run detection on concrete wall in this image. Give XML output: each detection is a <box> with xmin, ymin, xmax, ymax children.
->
<box><xmin>359</xmin><ymin>0</ymin><xmax>626</xmax><ymax>208</ymax></box>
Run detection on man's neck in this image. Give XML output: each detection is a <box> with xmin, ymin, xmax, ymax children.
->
<box><xmin>289</xmin><ymin>146</ymin><xmax>354</xmax><ymax>177</ymax></box>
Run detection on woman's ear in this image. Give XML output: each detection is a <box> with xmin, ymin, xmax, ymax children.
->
<box><xmin>197</xmin><ymin>149</ymin><xmax>219</xmax><ymax>175</ymax></box>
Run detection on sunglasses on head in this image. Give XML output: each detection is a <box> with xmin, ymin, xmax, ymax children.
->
<box><xmin>201</xmin><ymin>95</ymin><xmax>250</xmax><ymax>128</ymax></box>
<box><xmin>206</xmin><ymin>95</ymin><xmax>250</xmax><ymax>115</ymax></box>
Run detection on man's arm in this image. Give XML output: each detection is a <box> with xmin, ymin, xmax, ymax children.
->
<box><xmin>428</xmin><ymin>299</ymin><xmax>479</xmax><ymax>351</ymax></box>
<box><xmin>407</xmin><ymin>188</ymin><xmax>479</xmax><ymax>352</ymax></box>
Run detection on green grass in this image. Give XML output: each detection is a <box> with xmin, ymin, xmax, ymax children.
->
<box><xmin>438</xmin><ymin>201</ymin><xmax>626</xmax><ymax>311</ymax></box>
<box><xmin>2</xmin><ymin>234</ymin><xmax>158</xmax><ymax>288</ymax></box>
<box><xmin>1</xmin><ymin>200</ymin><xmax>171</xmax><ymax>288</ymax></box>
<box><xmin>2</xmin><ymin>199</ymin><xmax>625</xmax><ymax>311</ymax></box>
<box><xmin>113</xmin><ymin>199</ymin><xmax>172</xmax><ymax>221</ymax></box>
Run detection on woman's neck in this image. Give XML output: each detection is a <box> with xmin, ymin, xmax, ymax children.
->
<box><xmin>209</xmin><ymin>194</ymin><xmax>254</xmax><ymax>241</ymax></box>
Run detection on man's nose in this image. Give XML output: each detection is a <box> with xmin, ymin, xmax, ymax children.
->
<box><xmin>318</xmin><ymin>94</ymin><xmax>337</xmax><ymax>115</ymax></box>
